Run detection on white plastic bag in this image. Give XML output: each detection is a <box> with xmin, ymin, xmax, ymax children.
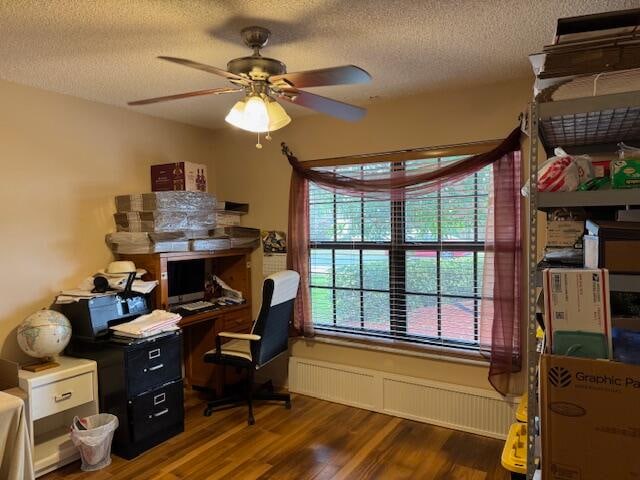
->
<box><xmin>521</xmin><ymin>148</ymin><xmax>590</xmax><ymax>196</ymax></box>
<box><xmin>70</xmin><ymin>414</ymin><xmax>118</xmax><ymax>471</ymax></box>
<box><xmin>619</xmin><ymin>142</ymin><xmax>640</xmax><ymax>159</ymax></box>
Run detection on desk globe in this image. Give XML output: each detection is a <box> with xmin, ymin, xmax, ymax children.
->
<box><xmin>17</xmin><ymin>309</ymin><xmax>71</xmax><ymax>365</ymax></box>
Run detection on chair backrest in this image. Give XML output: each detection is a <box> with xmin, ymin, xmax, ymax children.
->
<box><xmin>250</xmin><ymin>270</ymin><xmax>300</xmax><ymax>367</ymax></box>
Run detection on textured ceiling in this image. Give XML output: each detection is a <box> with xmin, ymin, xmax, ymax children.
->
<box><xmin>0</xmin><ymin>0</ymin><xmax>637</xmax><ymax>130</ymax></box>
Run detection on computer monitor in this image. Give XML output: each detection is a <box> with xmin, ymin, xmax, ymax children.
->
<box><xmin>167</xmin><ymin>259</ymin><xmax>206</xmax><ymax>305</ymax></box>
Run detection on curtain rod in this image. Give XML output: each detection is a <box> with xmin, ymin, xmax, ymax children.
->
<box><xmin>299</xmin><ymin>138</ymin><xmax>503</xmax><ymax>168</ymax></box>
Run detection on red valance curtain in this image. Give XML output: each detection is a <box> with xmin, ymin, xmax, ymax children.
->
<box><xmin>283</xmin><ymin>126</ymin><xmax>522</xmax><ymax>395</ymax></box>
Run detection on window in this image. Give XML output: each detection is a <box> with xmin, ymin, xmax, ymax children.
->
<box><xmin>308</xmin><ymin>156</ymin><xmax>492</xmax><ymax>350</ymax></box>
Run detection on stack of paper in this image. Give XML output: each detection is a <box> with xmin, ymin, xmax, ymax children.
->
<box><xmin>56</xmin><ymin>290</ymin><xmax>116</xmax><ymax>304</ymax></box>
<box><xmin>110</xmin><ymin>310</ymin><xmax>182</xmax><ymax>338</ymax></box>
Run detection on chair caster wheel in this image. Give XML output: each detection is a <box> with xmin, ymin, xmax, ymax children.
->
<box><xmin>204</xmin><ymin>407</ymin><xmax>213</xmax><ymax>417</ymax></box>
<box><xmin>285</xmin><ymin>401</ymin><xmax>292</xmax><ymax>410</ymax></box>
<box><xmin>248</xmin><ymin>416</ymin><xmax>255</xmax><ymax>425</ymax></box>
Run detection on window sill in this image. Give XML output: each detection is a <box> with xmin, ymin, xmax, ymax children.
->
<box><xmin>294</xmin><ymin>331</ymin><xmax>490</xmax><ymax>367</ymax></box>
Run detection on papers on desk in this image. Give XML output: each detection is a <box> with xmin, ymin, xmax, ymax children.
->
<box><xmin>55</xmin><ymin>290</ymin><xmax>117</xmax><ymax>304</ymax></box>
<box><xmin>110</xmin><ymin>310</ymin><xmax>181</xmax><ymax>338</ymax></box>
<box><xmin>214</xmin><ymin>275</ymin><xmax>243</xmax><ymax>301</ymax></box>
<box><xmin>55</xmin><ymin>277</ymin><xmax>158</xmax><ymax>304</ymax></box>
<box><xmin>77</xmin><ymin>276</ymin><xmax>159</xmax><ymax>294</ymax></box>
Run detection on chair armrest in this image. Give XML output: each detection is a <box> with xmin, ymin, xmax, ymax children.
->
<box><xmin>218</xmin><ymin>331</ymin><xmax>261</xmax><ymax>341</ymax></box>
<box><xmin>214</xmin><ymin>331</ymin><xmax>261</xmax><ymax>360</ymax></box>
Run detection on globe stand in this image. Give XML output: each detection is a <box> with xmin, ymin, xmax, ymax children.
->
<box><xmin>22</xmin><ymin>357</ymin><xmax>59</xmax><ymax>372</ymax></box>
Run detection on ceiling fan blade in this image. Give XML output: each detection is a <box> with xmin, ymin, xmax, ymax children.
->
<box><xmin>279</xmin><ymin>89</ymin><xmax>366</xmax><ymax>122</ymax></box>
<box><xmin>270</xmin><ymin>65</ymin><xmax>371</xmax><ymax>88</ymax></box>
<box><xmin>128</xmin><ymin>87</ymin><xmax>242</xmax><ymax>106</ymax></box>
<box><xmin>158</xmin><ymin>56</ymin><xmax>248</xmax><ymax>83</ymax></box>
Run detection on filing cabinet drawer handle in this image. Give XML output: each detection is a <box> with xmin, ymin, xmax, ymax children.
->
<box><xmin>154</xmin><ymin>409</ymin><xmax>169</xmax><ymax>418</ymax></box>
<box><xmin>149</xmin><ymin>348</ymin><xmax>161</xmax><ymax>360</ymax></box>
<box><xmin>147</xmin><ymin>363</ymin><xmax>164</xmax><ymax>372</ymax></box>
<box><xmin>55</xmin><ymin>392</ymin><xmax>72</xmax><ymax>402</ymax></box>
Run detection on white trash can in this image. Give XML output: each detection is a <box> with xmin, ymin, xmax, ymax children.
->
<box><xmin>70</xmin><ymin>414</ymin><xmax>119</xmax><ymax>471</ymax></box>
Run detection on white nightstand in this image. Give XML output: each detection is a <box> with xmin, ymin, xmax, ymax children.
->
<box><xmin>19</xmin><ymin>357</ymin><xmax>98</xmax><ymax>477</ymax></box>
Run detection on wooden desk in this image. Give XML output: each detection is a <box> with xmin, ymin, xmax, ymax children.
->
<box><xmin>119</xmin><ymin>249</ymin><xmax>254</xmax><ymax>394</ymax></box>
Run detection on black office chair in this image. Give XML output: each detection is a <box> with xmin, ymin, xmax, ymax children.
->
<box><xmin>203</xmin><ymin>270</ymin><xmax>300</xmax><ymax>425</ymax></box>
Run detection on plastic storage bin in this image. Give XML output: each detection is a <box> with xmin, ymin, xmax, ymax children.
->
<box><xmin>501</xmin><ymin>422</ymin><xmax>527</xmax><ymax>479</ymax></box>
<box><xmin>70</xmin><ymin>414</ymin><xmax>119</xmax><ymax>471</ymax></box>
<box><xmin>515</xmin><ymin>394</ymin><xmax>527</xmax><ymax>423</ymax></box>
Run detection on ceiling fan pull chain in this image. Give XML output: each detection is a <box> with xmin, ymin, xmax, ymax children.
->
<box><xmin>265</xmin><ymin>130</ymin><xmax>272</xmax><ymax>141</ymax></box>
<box><xmin>256</xmin><ymin>132</ymin><xmax>263</xmax><ymax>149</ymax></box>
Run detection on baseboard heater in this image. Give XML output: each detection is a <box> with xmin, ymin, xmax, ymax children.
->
<box><xmin>288</xmin><ymin>356</ymin><xmax>516</xmax><ymax>439</ymax></box>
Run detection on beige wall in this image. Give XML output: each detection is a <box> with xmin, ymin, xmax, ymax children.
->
<box><xmin>0</xmin><ymin>75</ymin><xmax>532</xmax><ymax>392</ymax></box>
<box><xmin>0</xmin><ymin>79</ymin><xmax>214</xmax><ymax>363</ymax></box>
<box><xmin>210</xmin><ymin>77</ymin><xmax>532</xmax><ymax>391</ymax></box>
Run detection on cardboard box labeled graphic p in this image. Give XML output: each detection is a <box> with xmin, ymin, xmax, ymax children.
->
<box><xmin>541</xmin><ymin>354</ymin><xmax>640</xmax><ymax>480</ymax></box>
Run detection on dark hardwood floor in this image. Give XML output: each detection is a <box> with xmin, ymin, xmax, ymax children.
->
<box><xmin>43</xmin><ymin>391</ymin><xmax>510</xmax><ymax>479</ymax></box>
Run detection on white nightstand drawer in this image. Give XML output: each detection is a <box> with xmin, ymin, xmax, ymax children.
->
<box><xmin>31</xmin><ymin>372</ymin><xmax>94</xmax><ymax>420</ymax></box>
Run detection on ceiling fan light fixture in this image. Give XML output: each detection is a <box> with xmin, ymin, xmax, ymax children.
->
<box><xmin>130</xmin><ymin>26</ymin><xmax>371</xmax><ymax>148</ymax></box>
<box><xmin>266</xmin><ymin>99</ymin><xmax>291</xmax><ymax>131</ymax></box>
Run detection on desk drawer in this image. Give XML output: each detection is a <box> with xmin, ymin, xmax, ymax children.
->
<box><xmin>31</xmin><ymin>372</ymin><xmax>94</xmax><ymax>420</ymax></box>
<box><xmin>222</xmin><ymin>310</ymin><xmax>252</xmax><ymax>332</ymax></box>
<box><xmin>126</xmin><ymin>333</ymin><xmax>182</xmax><ymax>396</ymax></box>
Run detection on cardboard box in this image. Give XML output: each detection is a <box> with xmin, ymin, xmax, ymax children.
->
<box><xmin>216</xmin><ymin>201</ymin><xmax>249</xmax><ymax>214</ymax></box>
<box><xmin>541</xmin><ymin>354</ymin><xmax>640</xmax><ymax>480</ymax></box>
<box><xmin>546</xmin><ymin>220</ymin><xmax>584</xmax><ymax>248</ymax></box>
<box><xmin>542</xmin><ymin>268</ymin><xmax>611</xmax><ymax>357</ymax></box>
<box><xmin>584</xmin><ymin>220</ymin><xmax>640</xmax><ymax>274</ymax></box>
<box><xmin>151</xmin><ymin>162</ymin><xmax>208</xmax><ymax>192</ymax></box>
<box><xmin>617</xmin><ymin>209</ymin><xmax>640</xmax><ymax>222</ymax></box>
<box><xmin>612</xmin><ymin>159</ymin><xmax>640</xmax><ymax>189</ymax></box>
<box><xmin>115</xmin><ymin>191</ymin><xmax>216</xmax><ymax>212</ymax></box>
<box><xmin>215</xmin><ymin>211</ymin><xmax>242</xmax><ymax>227</ymax></box>
<box><xmin>113</xmin><ymin>211</ymin><xmax>216</xmax><ymax>232</ymax></box>
<box><xmin>584</xmin><ymin>235</ymin><xmax>640</xmax><ymax>273</ymax></box>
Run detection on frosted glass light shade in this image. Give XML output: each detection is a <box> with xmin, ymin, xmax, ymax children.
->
<box><xmin>225</xmin><ymin>96</ymin><xmax>291</xmax><ymax>133</ymax></box>
<box><xmin>267</xmin><ymin>100</ymin><xmax>291</xmax><ymax>131</ymax></box>
<box><xmin>241</xmin><ymin>96</ymin><xmax>269</xmax><ymax>132</ymax></box>
<box><xmin>224</xmin><ymin>100</ymin><xmax>246</xmax><ymax>129</ymax></box>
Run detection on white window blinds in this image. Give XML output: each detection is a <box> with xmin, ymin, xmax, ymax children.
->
<box><xmin>308</xmin><ymin>156</ymin><xmax>493</xmax><ymax>350</ymax></box>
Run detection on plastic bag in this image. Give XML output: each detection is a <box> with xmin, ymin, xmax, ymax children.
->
<box><xmin>522</xmin><ymin>148</ymin><xmax>582</xmax><ymax>196</ymax></box>
<box><xmin>619</xmin><ymin>142</ymin><xmax>640</xmax><ymax>159</ymax></box>
<box><xmin>70</xmin><ymin>414</ymin><xmax>118</xmax><ymax>471</ymax></box>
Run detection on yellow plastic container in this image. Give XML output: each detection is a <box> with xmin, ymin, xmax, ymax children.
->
<box><xmin>515</xmin><ymin>394</ymin><xmax>527</xmax><ymax>423</ymax></box>
<box><xmin>501</xmin><ymin>422</ymin><xmax>527</xmax><ymax>475</ymax></box>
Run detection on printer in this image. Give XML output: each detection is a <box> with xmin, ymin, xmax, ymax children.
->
<box><xmin>55</xmin><ymin>294</ymin><xmax>149</xmax><ymax>340</ymax></box>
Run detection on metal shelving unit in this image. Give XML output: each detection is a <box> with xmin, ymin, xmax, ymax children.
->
<box><xmin>526</xmin><ymin>89</ymin><xmax>640</xmax><ymax>479</ymax></box>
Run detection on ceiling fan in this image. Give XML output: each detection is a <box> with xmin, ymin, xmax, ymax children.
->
<box><xmin>128</xmin><ymin>26</ymin><xmax>372</xmax><ymax>148</ymax></box>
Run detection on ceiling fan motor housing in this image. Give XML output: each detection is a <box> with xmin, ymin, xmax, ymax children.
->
<box><xmin>227</xmin><ymin>56</ymin><xmax>286</xmax><ymax>81</ymax></box>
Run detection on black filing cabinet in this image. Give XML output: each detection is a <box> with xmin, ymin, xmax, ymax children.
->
<box><xmin>67</xmin><ymin>330</ymin><xmax>184</xmax><ymax>459</ymax></box>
